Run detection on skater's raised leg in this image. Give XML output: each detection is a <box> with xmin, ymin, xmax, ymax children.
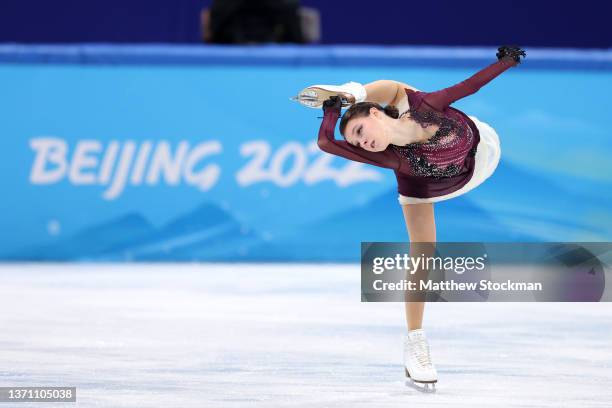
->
<box><xmin>292</xmin><ymin>79</ymin><xmax>418</xmax><ymax>110</ymax></box>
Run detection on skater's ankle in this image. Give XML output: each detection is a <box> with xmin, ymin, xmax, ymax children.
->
<box><xmin>407</xmin><ymin>327</ymin><xmax>423</xmax><ymax>333</ymax></box>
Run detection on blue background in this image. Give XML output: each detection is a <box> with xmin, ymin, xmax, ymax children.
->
<box><xmin>1</xmin><ymin>45</ymin><xmax>611</xmax><ymax>261</ymax></box>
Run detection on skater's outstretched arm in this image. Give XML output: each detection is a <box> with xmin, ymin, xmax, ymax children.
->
<box><xmin>414</xmin><ymin>46</ymin><xmax>526</xmax><ymax>112</ymax></box>
<box><xmin>317</xmin><ymin>97</ymin><xmax>400</xmax><ymax>170</ymax></box>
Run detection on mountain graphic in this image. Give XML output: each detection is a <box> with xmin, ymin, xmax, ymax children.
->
<box><xmin>7</xmin><ymin>213</ymin><xmax>155</xmax><ymax>261</ymax></box>
<box><xmin>109</xmin><ymin>202</ymin><xmax>266</xmax><ymax>261</ymax></box>
<box><xmin>6</xmin><ymin>160</ymin><xmax>609</xmax><ymax>262</ymax></box>
<box><xmin>6</xmin><ymin>202</ymin><xmax>268</xmax><ymax>262</ymax></box>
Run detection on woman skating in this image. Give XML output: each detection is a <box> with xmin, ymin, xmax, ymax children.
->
<box><xmin>294</xmin><ymin>46</ymin><xmax>526</xmax><ymax>388</ymax></box>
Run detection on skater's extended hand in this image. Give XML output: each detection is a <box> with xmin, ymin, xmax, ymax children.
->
<box><xmin>496</xmin><ymin>45</ymin><xmax>526</xmax><ymax>64</ymax></box>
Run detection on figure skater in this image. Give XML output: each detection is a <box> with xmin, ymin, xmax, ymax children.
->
<box><xmin>293</xmin><ymin>46</ymin><xmax>526</xmax><ymax>389</ymax></box>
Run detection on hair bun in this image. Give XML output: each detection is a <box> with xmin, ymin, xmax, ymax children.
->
<box><xmin>384</xmin><ymin>105</ymin><xmax>400</xmax><ymax>119</ymax></box>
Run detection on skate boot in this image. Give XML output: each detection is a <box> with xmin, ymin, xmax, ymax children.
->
<box><xmin>291</xmin><ymin>81</ymin><xmax>366</xmax><ymax>109</ymax></box>
<box><xmin>403</xmin><ymin>329</ymin><xmax>437</xmax><ymax>392</ymax></box>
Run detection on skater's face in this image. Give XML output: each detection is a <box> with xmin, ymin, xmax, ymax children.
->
<box><xmin>343</xmin><ymin>108</ymin><xmax>390</xmax><ymax>152</ymax></box>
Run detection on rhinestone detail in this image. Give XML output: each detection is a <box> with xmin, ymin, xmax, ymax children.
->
<box><xmin>392</xmin><ymin>108</ymin><xmax>476</xmax><ymax>179</ymax></box>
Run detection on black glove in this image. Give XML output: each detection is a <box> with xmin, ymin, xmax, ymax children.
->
<box><xmin>496</xmin><ymin>45</ymin><xmax>526</xmax><ymax>64</ymax></box>
<box><xmin>323</xmin><ymin>95</ymin><xmax>343</xmax><ymax>111</ymax></box>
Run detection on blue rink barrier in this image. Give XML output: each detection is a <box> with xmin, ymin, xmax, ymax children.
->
<box><xmin>1</xmin><ymin>45</ymin><xmax>611</xmax><ymax>262</ymax></box>
<box><xmin>2</xmin><ymin>44</ymin><xmax>612</xmax><ymax>70</ymax></box>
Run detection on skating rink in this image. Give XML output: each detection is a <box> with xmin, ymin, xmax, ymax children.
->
<box><xmin>1</xmin><ymin>263</ymin><xmax>611</xmax><ymax>407</ymax></box>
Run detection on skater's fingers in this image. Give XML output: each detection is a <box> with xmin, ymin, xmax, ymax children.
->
<box><xmin>323</xmin><ymin>96</ymin><xmax>342</xmax><ymax>109</ymax></box>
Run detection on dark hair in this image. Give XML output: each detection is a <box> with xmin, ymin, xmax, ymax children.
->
<box><xmin>339</xmin><ymin>102</ymin><xmax>399</xmax><ymax>137</ymax></box>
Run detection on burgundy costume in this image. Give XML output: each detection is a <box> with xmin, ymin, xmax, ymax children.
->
<box><xmin>317</xmin><ymin>52</ymin><xmax>521</xmax><ymax>199</ymax></box>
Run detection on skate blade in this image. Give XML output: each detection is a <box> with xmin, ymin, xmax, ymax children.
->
<box><xmin>290</xmin><ymin>87</ymin><xmax>354</xmax><ymax>109</ymax></box>
<box><xmin>404</xmin><ymin>368</ymin><xmax>437</xmax><ymax>393</ymax></box>
<box><xmin>405</xmin><ymin>379</ymin><xmax>437</xmax><ymax>393</ymax></box>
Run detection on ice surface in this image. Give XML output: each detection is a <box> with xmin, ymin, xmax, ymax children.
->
<box><xmin>0</xmin><ymin>263</ymin><xmax>611</xmax><ymax>407</ymax></box>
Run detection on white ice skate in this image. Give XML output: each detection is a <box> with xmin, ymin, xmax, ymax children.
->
<box><xmin>290</xmin><ymin>81</ymin><xmax>366</xmax><ymax>109</ymax></box>
<box><xmin>403</xmin><ymin>329</ymin><xmax>438</xmax><ymax>392</ymax></box>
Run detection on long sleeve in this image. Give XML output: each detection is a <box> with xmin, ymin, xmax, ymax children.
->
<box><xmin>419</xmin><ymin>56</ymin><xmax>518</xmax><ymax>112</ymax></box>
<box><xmin>317</xmin><ymin>104</ymin><xmax>400</xmax><ymax>170</ymax></box>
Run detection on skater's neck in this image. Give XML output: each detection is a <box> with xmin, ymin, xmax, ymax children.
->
<box><xmin>387</xmin><ymin>115</ymin><xmax>432</xmax><ymax>146</ymax></box>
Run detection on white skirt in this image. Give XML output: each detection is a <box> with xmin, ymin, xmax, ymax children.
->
<box><xmin>398</xmin><ymin>115</ymin><xmax>501</xmax><ymax>205</ymax></box>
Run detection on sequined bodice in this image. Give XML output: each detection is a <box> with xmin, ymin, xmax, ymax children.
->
<box><xmin>391</xmin><ymin>108</ymin><xmax>477</xmax><ymax>179</ymax></box>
